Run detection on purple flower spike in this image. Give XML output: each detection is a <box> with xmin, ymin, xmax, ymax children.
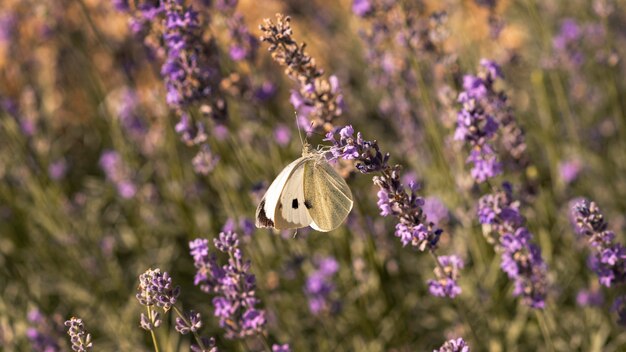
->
<box><xmin>573</xmin><ymin>200</ymin><xmax>626</xmax><ymax>287</ymax></box>
<box><xmin>305</xmin><ymin>256</ymin><xmax>340</xmax><ymax>315</ymax></box>
<box><xmin>190</xmin><ymin>231</ymin><xmax>266</xmax><ymax>339</ymax></box>
<box><xmin>434</xmin><ymin>337</ymin><xmax>470</xmax><ymax>352</ymax></box>
<box><xmin>428</xmin><ymin>255</ymin><xmax>464</xmax><ymax>298</ymax></box>
<box><xmin>477</xmin><ymin>184</ymin><xmax>547</xmax><ymax>308</ymax></box>
<box><xmin>64</xmin><ymin>317</ymin><xmax>93</xmax><ymax>352</ymax></box>
<box><xmin>327</xmin><ymin>125</ymin><xmax>442</xmax><ymax>252</ymax></box>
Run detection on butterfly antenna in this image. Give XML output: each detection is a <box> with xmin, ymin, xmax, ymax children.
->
<box><xmin>294</xmin><ymin>111</ymin><xmax>305</xmax><ymax>147</ymax></box>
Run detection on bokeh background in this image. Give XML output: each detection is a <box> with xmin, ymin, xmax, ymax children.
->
<box><xmin>1</xmin><ymin>0</ymin><xmax>626</xmax><ymax>351</ymax></box>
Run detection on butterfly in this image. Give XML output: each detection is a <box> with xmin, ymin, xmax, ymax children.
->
<box><xmin>255</xmin><ymin>144</ymin><xmax>353</xmax><ymax>232</ymax></box>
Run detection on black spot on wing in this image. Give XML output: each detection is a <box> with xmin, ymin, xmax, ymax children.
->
<box><xmin>292</xmin><ymin>199</ymin><xmax>299</xmax><ymax>209</ymax></box>
<box><xmin>304</xmin><ymin>200</ymin><xmax>312</xmax><ymax>209</ymax></box>
<box><xmin>256</xmin><ymin>199</ymin><xmax>274</xmax><ymax>228</ymax></box>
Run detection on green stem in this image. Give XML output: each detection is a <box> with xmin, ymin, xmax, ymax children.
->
<box><xmin>535</xmin><ymin>309</ymin><xmax>555</xmax><ymax>352</ymax></box>
<box><xmin>147</xmin><ymin>308</ymin><xmax>160</xmax><ymax>352</ymax></box>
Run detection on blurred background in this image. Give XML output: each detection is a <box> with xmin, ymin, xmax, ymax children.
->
<box><xmin>1</xmin><ymin>0</ymin><xmax>626</xmax><ymax>350</ymax></box>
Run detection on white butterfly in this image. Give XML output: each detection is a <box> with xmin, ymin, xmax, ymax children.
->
<box><xmin>255</xmin><ymin>145</ymin><xmax>353</xmax><ymax>232</ymax></box>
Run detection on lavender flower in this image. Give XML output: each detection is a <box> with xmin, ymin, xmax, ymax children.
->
<box><xmin>64</xmin><ymin>318</ymin><xmax>92</xmax><ymax>352</ymax></box>
<box><xmin>434</xmin><ymin>337</ymin><xmax>470</xmax><ymax>352</ymax></box>
<box><xmin>478</xmin><ymin>184</ymin><xmax>547</xmax><ymax>308</ymax></box>
<box><xmin>272</xmin><ymin>344</ymin><xmax>291</xmax><ymax>352</ymax></box>
<box><xmin>326</xmin><ymin>125</ymin><xmax>442</xmax><ymax>251</ymax></box>
<box><xmin>189</xmin><ymin>232</ymin><xmax>266</xmax><ymax>339</ymax></box>
<box><xmin>576</xmin><ymin>288</ymin><xmax>604</xmax><ymax>307</ymax></box>
<box><xmin>304</xmin><ymin>257</ymin><xmax>340</xmax><ymax>315</ymax></box>
<box><xmin>161</xmin><ymin>0</ymin><xmax>224</xmax><ymax>117</ymax></box>
<box><xmin>191</xmin><ymin>337</ymin><xmax>219</xmax><ymax>352</ymax></box>
<box><xmin>192</xmin><ymin>145</ymin><xmax>220</xmax><ymax>175</ymax></box>
<box><xmin>573</xmin><ymin>200</ymin><xmax>626</xmax><ymax>287</ymax></box>
<box><xmin>175</xmin><ymin>310</ymin><xmax>203</xmax><ymax>334</ymax></box>
<box><xmin>136</xmin><ymin>268</ymin><xmax>180</xmax><ymax>311</ymax></box>
<box><xmin>260</xmin><ymin>14</ymin><xmax>344</xmax><ymax>131</ymax></box>
<box><xmin>553</xmin><ymin>19</ymin><xmax>584</xmax><ymax>68</ymax></box>
<box><xmin>423</xmin><ymin>197</ymin><xmax>449</xmax><ymax>226</ymax></box>
<box><xmin>612</xmin><ymin>296</ymin><xmax>626</xmax><ymax>326</ymax></box>
<box><xmin>352</xmin><ymin>0</ymin><xmax>372</xmax><ymax>17</ymax></box>
<box><xmin>226</xmin><ymin>14</ymin><xmax>258</xmax><ymax>62</ymax></box>
<box><xmin>428</xmin><ymin>255</ymin><xmax>464</xmax><ymax>298</ymax></box>
<box><xmin>274</xmin><ymin>124</ymin><xmax>292</xmax><ymax>146</ymax></box>
<box><xmin>558</xmin><ymin>159</ymin><xmax>582</xmax><ymax>184</ymax></box>
<box><xmin>48</xmin><ymin>159</ymin><xmax>68</xmax><ymax>181</ymax></box>
<box><xmin>456</xmin><ymin>60</ymin><xmax>527</xmax><ymax>180</ymax></box>
<box><xmin>27</xmin><ymin>309</ymin><xmax>62</xmax><ymax>352</ymax></box>
<box><xmin>99</xmin><ymin>150</ymin><xmax>136</xmax><ymax>199</ymax></box>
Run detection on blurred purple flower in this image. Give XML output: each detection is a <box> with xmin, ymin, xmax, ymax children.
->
<box><xmin>612</xmin><ymin>296</ymin><xmax>626</xmax><ymax>326</ymax></box>
<box><xmin>99</xmin><ymin>150</ymin><xmax>136</xmax><ymax>199</ymax></box>
<box><xmin>274</xmin><ymin>124</ymin><xmax>292</xmax><ymax>146</ymax></box>
<box><xmin>559</xmin><ymin>159</ymin><xmax>582</xmax><ymax>184</ymax></box>
<box><xmin>254</xmin><ymin>81</ymin><xmax>277</xmax><ymax>101</ymax></box>
<box><xmin>27</xmin><ymin>309</ymin><xmax>62</xmax><ymax>352</ymax></box>
<box><xmin>434</xmin><ymin>337</ymin><xmax>470</xmax><ymax>352</ymax></box>
<box><xmin>428</xmin><ymin>255</ymin><xmax>464</xmax><ymax>298</ymax></box>
<box><xmin>0</xmin><ymin>12</ymin><xmax>16</xmax><ymax>43</ymax></box>
<box><xmin>423</xmin><ymin>197</ymin><xmax>449</xmax><ymax>226</ymax></box>
<box><xmin>352</xmin><ymin>0</ymin><xmax>372</xmax><ymax>17</ymax></box>
<box><xmin>272</xmin><ymin>344</ymin><xmax>291</xmax><ymax>352</ymax></box>
<box><xmin>189</xmin><ymin>232</ymin><xmax>266</xmax><ymax>339</ymax></box>
<box><xmin>305</xmin><ymin>256</ymin><xmax>340</xmax><ymax>315</ymax></box>
<box><xmin>226</xmin><ymin>14</ymin><xmax>258</xmax><ymax>62</ymax></box>
<box><xmin>576</xmin><ymin>288</ymin><xmax>604</xmax><ymax>307</ymax></box>
<box><xmin>192</xmin><ymin>145</ymin><xmax>219</xmax><ymax>175</ymax></box>
<box><xmin>48</xmin><ymin>159</ymin><xmax>68</xmax><ymax>181</ymax></box>
<box><xmin>553</xmin><ymin>19</ymin><xmax>581</xmax><ymax>51</ymax></box>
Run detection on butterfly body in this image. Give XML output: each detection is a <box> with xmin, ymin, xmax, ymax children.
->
<box><xmin>255</xmin><ymin>147</ymin><xmax>353</xmax><ymax>232</ymax></box>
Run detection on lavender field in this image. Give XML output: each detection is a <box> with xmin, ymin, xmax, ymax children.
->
<box><xmin>1</xmin><ymin>0</ymin><xmax>626</xmax><ymax>351</ymax></box>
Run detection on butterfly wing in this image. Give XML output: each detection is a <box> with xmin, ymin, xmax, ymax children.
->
<box><xmin>279</xmin><ymin>162</ymin><xmax>313</xmax><ymax>228</ymax></box>
<box><xmin>255</xmin><ymin>156</ymin><xmax>312</xmax><ymax>230</ymax></box>
<box><xmin>303</xmin><ymin>160</ymin><xmax>353</xmax><ymax>232</ymax></box>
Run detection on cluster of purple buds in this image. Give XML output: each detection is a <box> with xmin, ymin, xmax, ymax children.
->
<box><xmin>136</xmin><ymin>268</ymin><xmax>180</xmax><ymax>311</ymax></box>
<box><xmin>573</xmin><ymin>200</ymin><xmax>626</xmax><ymax>287</ymax></box>
<box><xmin>326</xmin><ymin>125</ymin><xmax>442</xmax><ymax>251</ymax></box>
<box><xmin>455</xmin><ymin>62</ymin><xmax>503</xmax><ymax>182</ymax></box>
<box><xmin>456</xmin><ymin>60</ymin><xmax>527</xmax><ymax>180</ymax></box>
<box><xmin>160</xmin><ymin>0</ymin><xmax>224</xmax><ymax>116</ymax></box>
<box><xmin>434</xmin><ymin>337</ymin><xmax>470</xmax><ymax>352</ymax></box>
<box><xmin>99</xmin><ymin>150</ymin><xmax>137</xmax><ymax>199</ymax></box>
<box><xmin>226</xmin><ymin>14</ymin><xmax>258</xmax><ymax>62</ymax></box>
<box><xmin>478</xmin><ymin>183</ymin><xmax>547</xmax><ymax>308</ymax></box>
<box><xmin>260</xmin><ymin>14</ymin><xmax>344</xmax><ymax>131</ymax></box>
<box><xmin>304</xmin><ymin>257</ymin><xmax>340</xmax><ymax>315</ymax></box>
<box><xmin>64</xmin><ymin>317</ymin><xmax>93</xmax><ymax>352</ymax></box>
<box><xmin>428</xmin><ymin>255</ymin><xmax>464</xmax><ymax>298</ymax></box>
<box><xmin>189</xmin><ymin>232</ymin><xmax>266</xmax><ymax>339</ymax></box>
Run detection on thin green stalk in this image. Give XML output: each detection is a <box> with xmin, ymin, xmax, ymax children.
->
<box><xmin>535</xmin><ymin>309</ymin><xmax>555</xmax><ymax>352</ymax></box>
<box><xmin>147</xmin><ymin>308</ymin><xmax>160</xmax><ymax>352</ymax></box>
